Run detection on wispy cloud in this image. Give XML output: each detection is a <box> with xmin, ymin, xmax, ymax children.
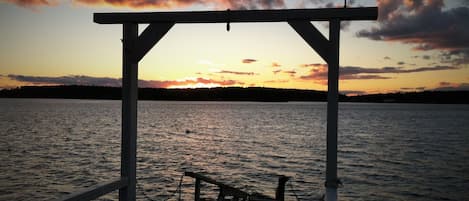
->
<box><xmin>282</xmin><ymin>70</ymin><xmax>296</xmax><ymax>77</ymax></box>
<box><xmin>7</xmin><ymin>0</ymin><xmax>287</xmax><ymax>10</ymax></box>
<box><xmin>263</xmin><ymin>79</ymin><xmax>289</xmax><ymax>83</ymax></box>
<box><xmin>242</xmin><ymin>59</ymin><xmax>257</xmax><ymax>64</ymax></box>
<box><xmin>4</xmin><ymin>0</ymin><xmax>58</xmax><ymax>8</ymax></box>
<box><xmin>300</xmin><ymin>63</ymin><xmax>324</xmax><ymax>68</ymax></box>
<box><xmin>216</xmin><ymin>70</ymin><xmax>255</xmax><ymax>75</ymax></box>
<box><xmin>6</xmin><ymin>74</ymin><xmax>244</xmax><ymax>88</ymax></box>
<box><xmin>272</xmin><ymin>69</ymin><xmax>295</xmax><ymax>77</ymax></box>
<box><xmin>433</xmin><ymin>81</ymin><xmax>469</xmax><ymax>91</ymax></box>
<box><xmin>8</xmin><ymin>74</ymin><xmax>121</xmax><ymax>86</ymax></box>
<box><xmin>341</xmin><ymin>65</ymin><xmax>458</xmax><ymax>74</ymax></box>
<box><xmin>299</xmin><ymin>64</ymin><xmax>460</xmax><ymax>85</ymax></box>
<box><xmin>357</xmin><ymin>0</ymin><xmax>469</xmax><ymax>65</ymax></box>
<box><xmin>140</xmin><ymin>77</ymin><xmax>243</xmax><ymax>88</ymax></box>
<box><xmin>271</xmin><ymin>62</ymin><xmax>281</xmax><ymax>67</ymax></box>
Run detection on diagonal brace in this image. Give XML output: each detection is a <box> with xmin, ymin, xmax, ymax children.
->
<box><xmin>288</xmin><ymin>20</ymin><xmax>331</xmax><ymax>63</ymax></box>
<box><xmin>134</xmin><ymin>22</ymin><xmax>174</xmax><ymax>62</ymax></box>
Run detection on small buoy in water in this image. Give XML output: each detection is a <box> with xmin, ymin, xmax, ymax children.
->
<box><xmin>185</xmin><ymin>129</ymin><xmax>191</xmax><ymax>134</ymax></box>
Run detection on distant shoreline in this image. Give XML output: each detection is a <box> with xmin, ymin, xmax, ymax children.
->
<box><xmin>1</xmin><ymin>85</ymin><xmax>468</xmax><ymax>104</ymax></box>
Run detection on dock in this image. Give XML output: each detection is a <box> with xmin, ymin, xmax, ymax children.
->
<box><xmin>57</xmin><ymin>6</ymin><xmax>378</xmax><ymax>201</ymax></box>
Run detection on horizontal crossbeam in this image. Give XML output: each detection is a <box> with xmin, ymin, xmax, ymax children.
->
<box><xmin>94</xmin><ymin>7</ymin><xmax>377</xmax><ymax>24</ymax></box>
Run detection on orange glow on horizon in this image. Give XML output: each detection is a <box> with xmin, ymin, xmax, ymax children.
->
<box><xmin>167</xmin><ymin>83</ymin><xmax>223</xmax><ymax>89</ymax></box>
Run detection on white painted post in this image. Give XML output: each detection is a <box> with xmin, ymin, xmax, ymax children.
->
<box><xmin>120</xmin><ymin>23</ymin><xmax>138</xmax><ymax>201</ymax></box>
<box><xmin>325</xmin><ymin>19</ymin><xmax>340</xmax><ymax>201</ymax></box>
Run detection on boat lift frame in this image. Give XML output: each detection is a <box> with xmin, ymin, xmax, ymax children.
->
<box><xmin>59</xmin><ymin>7</ymin><xmax>377</xmax><ymax>201</ymax></box>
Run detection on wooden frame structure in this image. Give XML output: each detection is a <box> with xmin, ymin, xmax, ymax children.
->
<box><xmin>59</xmin><ymin>7</ymin><xmax>377</xmax><ymax>201</ymax></box>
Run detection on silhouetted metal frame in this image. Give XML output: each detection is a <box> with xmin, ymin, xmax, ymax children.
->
<box><xmin>59</xmin><ymin>7</ymin><xmax>379</xmax><ymax>201</ymax></box>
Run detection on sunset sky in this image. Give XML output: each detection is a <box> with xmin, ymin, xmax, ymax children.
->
<box><xmin>0</xmin><ymin>0</ymin><xmax>468</xmax><ymax>95</ymax></box>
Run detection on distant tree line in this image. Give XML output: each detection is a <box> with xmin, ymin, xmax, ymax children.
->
<box><xmin>0</xmin><ymin>85</ymin><xmax>331</xmax><ymax>102</ymax></box>
<box><xmin>1</xmin><ymin>85</ymin><xmax>468</xmax><ymax>104</ymax></box>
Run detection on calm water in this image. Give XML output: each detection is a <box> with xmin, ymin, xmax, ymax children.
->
<box><xmin>0</xmin><ymin>99</ymin><xmax>468</xmax><ymax>201</ymax></box>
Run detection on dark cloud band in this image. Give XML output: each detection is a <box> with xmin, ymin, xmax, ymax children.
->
<box><xmin>6</xmin><ymin>74</ymin><xmax>243</xmax><ymax>88</ymax></box>
<box><xmin>299</xmin><ymin>64</ymin><xmax>460</xmax><ymax>85</ymax></box>
<box><xmin>357</xmin><ymin>0</ymin><xmax>469</xmax><ymax>65</ymax></box>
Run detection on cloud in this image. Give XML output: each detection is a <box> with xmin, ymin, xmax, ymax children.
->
<box><xmin>384</xmin><ymin>56</ymin><xmax>391</xmax><ymax>60</ymax></box>
<box><xmin>340</xmin><ymin>65</ymin><xmax>458</xmax><ymax>74</ymax></box>
<box><xmin>8</xmin><ymin>74</ymin><xmax>121</xmax><ymax>86</ymax></box>
<box><xmin>282</xmin><ymin>70</ymin><xmax>296</xmax><ymax>77</ymax></box>
<box><xmin>298</xmin><ymin>63</ymin><xmax>460</xmax><ymax>85</ymax></box>
<box><xmin>4</xmin><ymin>0</ymin><xmax>58</xmax><ymax>8</ymax></box>
<box><xmin>300</xmin><ymin>63</ymin><xmax>325</xmax><ymax>68</ymax></box>
<box><xmin>357</xmin><ymin>0</ymin><xmax>469</xmax><ymax>65</ymax></box>
<box><xmin>397</xmin><ymin>61</ymin><xmax>405</xmax><ymax>65</ymax></box>
<box><xmin>216</xmin><ymin>70</ymin><xmax>255</xmax><ymax>75</ymax></box>
<box><xmin>433</xmin><ymin>82</ymin><xmax>469</xmax><ymax>91</ymax></box>
<box><xmin>263</xmin><ymin>79</ymin><xmax>289</xmax><ymax>83</ymax></box>
<box><xmin>439</xmin><ymin>81</ymin><xmax>451</xmax><ymax>86</ymax></box>
<box><xmin>340</xmin><ymin>74</ymin><xmax>391</xmax><ymax>80</ymax></box>
<box><xmin>242</xmin><ymin>59</ymin><xmax>257</xmax><ymax>64</ymax></box>
<box><xmin>75</xmin><ymin>0</ymin><xmax>286</xmax><ymax>10</ymax></box>
<box><xmin>8</xmin><ymin>0</ymin><xmax>286</xmax><ymax>10</ymax></box>
<box><xmin>139</xmin><ymin>77</ymin><xmax>243</xmax><ymax>88</ymax></box>
<box><xmin>271</xmin><ymin>62</ymin><xmax>281</xmax><ymax>67</ymax></box>
<box><xmin>272</xmin><ymin>69</ymin><xmax>296</xmax><ymax>76</ymax></box>
<box><xmin>6</xmin><ymin>74</ymin><xmax>243</xmax><ymax>88</ymax></box>
<box><xmin>273</xmin><ymin>70</ymin><xmax>295</xmax><ymax>75</ymax></box>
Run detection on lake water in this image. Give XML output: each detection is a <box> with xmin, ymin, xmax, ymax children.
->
<box><xmin>0</xmin><ymin>99</ymin><xmax>468</xmax><ymax>201</ymax></box>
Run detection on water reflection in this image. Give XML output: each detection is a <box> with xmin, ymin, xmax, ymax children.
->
<box><xmin>0</xmin><ymin>100</ymin><xmax>468</xmax><ymax>201</ymax></box>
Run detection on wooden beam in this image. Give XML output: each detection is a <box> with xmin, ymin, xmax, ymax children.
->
<box><xmin>325</xmin><ymin>19</ymin><xmax>340</xmax><ymax>201</ymax></box>
<box><xmin>94</xmin><ymin>7</ymin><xmax>377</xmax><ymax>24</ymax></box>
<box><xmin>288</xmin><ymin>20</ymin><xmax>331</xmax><ymax>63</ymax></box>
<box><xmin>59</xmin><ymin>178</ymin><xmax>127</xmax><ymax>201</ymax></box>
<box><xmin>194</xmin><ymin>178</ymin><xmax>201</xmax><ymax>201</ymax></box>
<box><xmin>135</xmin><ymin>22</ymin><xmax>174</xmax><ymax>62</ymax></box>
<box><xmin>120</xmin><ymin>23</ymin><xmax>138</xmax><ymax>201</ymax></box>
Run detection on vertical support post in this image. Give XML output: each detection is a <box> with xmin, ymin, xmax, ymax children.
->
<box><xmin>120</xmin><ymin>23</ymin><xmax>138</xmax><ymax>201</ymax></box>
<box><xmin>194</xmin><ymin>178</ymin><xmax>201</xmax><ymax>201</ymax></box>
<box><xmin>325</xmin><ymin>19</ymin><xmax>340</xmax><ymax>201</ymax></box>
<box><xmin>275</xmin><ymin>176</ymin><xmax>289</xmax><ymax>201</ymax></box>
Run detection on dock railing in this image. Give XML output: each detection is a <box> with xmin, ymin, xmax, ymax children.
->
<box><xmin>184</xmin><ymin>171</ymin><xmax>290</xmax><ymax>201</ymax></box>
<box><xmin>58</xmin><ymin>178</ymin><xmax>127</xmax><ymax>201</ymax></box>
<box><xmin>185</xmin><ymin>171</ymin><xmax>251</xmax><ymax>201</ymax></box>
